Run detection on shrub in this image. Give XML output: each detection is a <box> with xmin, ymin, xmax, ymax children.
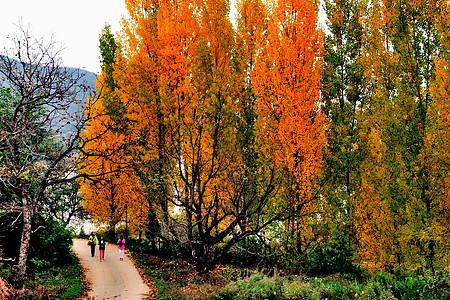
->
<box><xmin>17</xmin><ymin>257</ymin><xmax>84</xmax><ymax>299</ymax></box>
<box><xmin>224</xmin><ymin>272</ymin><xmax>283</xmax><ymax>300</ymax></box>
<box><xmin>378</xmin><ymin>272</ymin><xmax>450</xmax><ymax>300</ymax></box>
<box><xmin>212</xmin><ymin>290</ymin><xmax>236</xmax><ymax>300</ymax></box>
<box><xmin>227</xmin><ymin>236</ymin><xmax>268</xmax><ymax>268</ymax></box>
<box><xmin>304</xmin><ymin>234</ymin><xmax>358</xmax><ymax>277</ymax></box>
<box><xmin>28</xmin><ymin>215</ymin><xmax>73</xmax><ymax>272</ymax></box>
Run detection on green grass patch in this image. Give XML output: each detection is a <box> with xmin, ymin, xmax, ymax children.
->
<box><xmin>215</xmin><ymin>271</ymin><xmax>450</xmax><ymax>300</ymax></box>
<box><xmin>16</xmin><ymin>253</ymin><xmax>85</xmax><ymax>300</ymax></box>
<box><xmin>127</xmin><ymin>243</ymin><xmax>450</xmax><ymax>300</ymax></box>
<box><xmin>131</xmin><ymin>252</ymin><xmax>450</xmax><ymax>300</ymax></box>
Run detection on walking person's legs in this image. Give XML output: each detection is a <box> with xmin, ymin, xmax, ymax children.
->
<box><xmin>90</xmin><ymin>244</ymin><xmax>95</xmax><ymax>257</ymax></box>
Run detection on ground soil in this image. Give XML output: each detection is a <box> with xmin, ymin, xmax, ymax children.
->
<box><xmin>0</xmin><ymin>277</ymin><xmax>13</xmax><ymax>299</ymax></box>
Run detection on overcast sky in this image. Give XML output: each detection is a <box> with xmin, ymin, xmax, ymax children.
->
<box><xmin>1</xmin><ymin>1</ymin><xmax>323</xmax><ymax>75</ymax></box>
<box><xmin>0</xmin><ymin>0</ymin><xmax>127</xmax><ymax>74</ymax></box>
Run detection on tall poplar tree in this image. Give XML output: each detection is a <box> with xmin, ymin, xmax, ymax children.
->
<box><xmin>79</xmin><ymin>26</ymin><xmax>148</xmax><ymax>238</ymax></box>
<box><xmin>427</xmin><ymin>0</ymin><xmax>450</xmax><ymax>263</ymax></box>
<box><xmin>252</xmin><ymin>0</ymin><xmax>325</xmax><ymax>258</ymax></box>
<box><xmin>357</xmin><ymin>0</ymin><xmax>442</xmax><ymax>273</ymax></box>
<box><xmin>319</xmin><ymin>0</ymin><xmax>366</xmax><ymax>272</ymax></box>
<box><xmin>234</xmin><ymin>0</ymin><xmax>268</xmax><ymax>254</ymax></box>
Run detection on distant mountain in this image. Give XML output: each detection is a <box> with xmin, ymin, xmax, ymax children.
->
<box><xmin>0</xmin><ymin>56</ymin><xmax>98</xmax><ymax>134</ymax></box>
<box><xmin>58</xmin><ymin>67</ymin><xmax>98</xmax><ymax>135</ymax></box>
<box><xmin>62</xmin><ymin>66</ymin><xmax>98</xmax><ymax>116</ymax></box>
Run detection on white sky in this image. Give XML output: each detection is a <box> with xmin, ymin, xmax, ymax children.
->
<box><xmin>0</xmin><ymin>1</ymin><xmax>324</xmax><ymax>75</ymax></box>
<box><xmin>0</xmin><ymin>0</ymin><xmax>127</xmax><ymax>74</ymax></box>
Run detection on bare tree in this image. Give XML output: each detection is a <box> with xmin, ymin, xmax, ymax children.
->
<box><xmin>0</xmin><ymin>25</ymin><xmax>98</xmax><ymax>287</ymax></box>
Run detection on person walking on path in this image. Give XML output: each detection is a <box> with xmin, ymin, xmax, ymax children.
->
<box><xmin>98</xmin><ymin>236</ymin><xmax>106</xmax><ymax>261</ymax></box>
<box><xmin>117</xmin><ymin>235</ymin><xmax>125</xmax><ymax>261</ymax></box>
<box><xmin>88</xmin><ymin>232</ymin><xmax>98</xmax><ymax>257</ymax></box>
<box><xmin>72</xmin><ymin>238</ymin><xmax>151</xmax><ymax>299</ymax></box>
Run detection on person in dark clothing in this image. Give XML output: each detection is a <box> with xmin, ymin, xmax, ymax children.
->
<box><xmin>98</xmin><ymin>236</ymin><xmax>106</xmax><ymax>261</ymax></box>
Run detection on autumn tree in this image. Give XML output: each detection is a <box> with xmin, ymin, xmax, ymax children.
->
<box><xmin>426</xmin><ymin>0</ymin><xmax>450</xmax><ymax>264</ymax></box>
<box><xmin>356</xmin><ymin>0</ymin><xmax>442</xmax><ymax>273</ymax></box>
<box><xmin>79</xmin><ymin>90</ymin><xmax>148</xmax><ymax>237</ymax></box>
<box><xmin>252</xmin><ymin>0</ymin><xmax>325</xmax><ymax>260</ymax></box>
<box><xmin>0</xmin><ymin>26</ymin><xmax>93</xmax><ymax>286</ymax></box>
<box><xmin>78</xmin><ymin>26</ymin><xmax>148</xmax><ymax>238</ymax></box>
<box><xmin>114</xmin><ymin>0</ymin><xmax>173</xmax><ymax>240</ymax></box>
<box><xmin>158</xmin><ymin>0</ymin><xmax>288</xmax><ymax>271</ymax></box>
<box><xmin>91</xmin><ymin>0</ymin><xmax>322</xmax><ymax>272</ymax></box>
<box><xmin>129</xmin><ymin>0</ymin><xmax>282</xmax><ymax>271</ymax></box>
<box><xmin>232</xmin><ymin>0</ymin><xmax>269</xmax><ymax>257</ymax></box>
<box><xmin>317</xmin><ymin>0</ymin><xmax>366</xmax><ymax>273</ymax></box>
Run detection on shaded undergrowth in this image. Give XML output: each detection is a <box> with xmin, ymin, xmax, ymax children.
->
<box><xmin>1</xmin><ymin>252</ymin><xmax>86</xmax><ymax>300</ymax></box>
<box><xmin>128</xmin><ymin>245</ymin><xmax>450</xmax><ymax>300</ymax></box>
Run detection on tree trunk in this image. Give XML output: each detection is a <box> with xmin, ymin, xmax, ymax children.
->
<box><xmin>109</xmin><ymin>221</ymin><xmax>117</xmax><ymax>241</ymax></box>
<box><xmin>14</xmin><ymin>200</ymin><xmax>33</xmax><ymax>288</ymax></box>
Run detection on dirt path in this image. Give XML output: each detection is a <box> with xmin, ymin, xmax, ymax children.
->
<box><xmin>72</xmin><ymin>238</ymin><xmax>150</xmax><ymax>300</ymax></box>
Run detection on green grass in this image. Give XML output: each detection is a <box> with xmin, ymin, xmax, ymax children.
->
<box><xmin>131</xmin><ymin>252</ymin><xmax>450</xmax><ymax>300</ymax></box>
<box><xmin>16</xmin><ymin>253</ymin><xmax>85</xmax><ymax>300</ymax></box>
<box><xmin>214</xmin><ymin>271</ymin><xmax>450</xmax><ymax>300</ymax></box>
<box><xmin>126</xmin><ymin>242</ymin><xmax>450</xmax><ymax>300</ymax></box>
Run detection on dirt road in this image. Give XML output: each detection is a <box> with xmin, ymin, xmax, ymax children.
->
<box><xmin>72</xmin><ymin>238</ymin><xmax>150</xmax><ymax>299</ymax></box>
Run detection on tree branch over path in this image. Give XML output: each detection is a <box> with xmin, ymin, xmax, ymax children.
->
<box><xmin>0</xmin><ymin>24</ymin><xmax>124</xmax><ymax>287</ymax></box>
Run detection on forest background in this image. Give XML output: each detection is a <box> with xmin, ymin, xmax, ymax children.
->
<box><xmin>2</xmin><ymin>0</ymin><xmax>450</xmax><ymax>298</ymax></box>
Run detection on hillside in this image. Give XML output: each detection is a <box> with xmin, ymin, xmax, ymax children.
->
<box><xmin>0</xmin><ymin>55</ymin><xmax>97</xmax><ymax>118</ymax></box>
<box><xmin>64</xmin><ymin>66</ymin><xmax>98</xmax><ymax>114</ymax></box>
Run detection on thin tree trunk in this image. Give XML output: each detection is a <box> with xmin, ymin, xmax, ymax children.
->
<box><xmin>14</xmin><ymin>199</ymin><xmax>33</xmax><ymax>288</ymax></box>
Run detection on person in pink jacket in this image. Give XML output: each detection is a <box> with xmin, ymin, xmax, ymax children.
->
<box><xmin>117</xmin><ymin>235</ymin><xmax>125</xmax><ymax>260</ymax></box>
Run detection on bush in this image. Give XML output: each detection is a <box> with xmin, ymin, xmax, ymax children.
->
<box><xmin>303</xmin><ymin>234</ymin><xmax>358</xmax><ymax>277</ymax></box>
<box><xmin>375</xmin><ymin>272</ymin><xmax>450</xmax><ymax>300</ymax></box>
<box><xmin>28</xmin><ymin>215</ymin><xmax>73</xmax><ymax>272</ymax></box>
<box><xmin>18</xmin><ymin>259</ymin><xmax>84</xmax><ymax>300</ymax></box>
<box><xmin>223</xmin><ymin>272</ymin><xmax>283</xmax><ymax>300</ymax></box>
<box><xmin>212</xmin><ymin>290</ymin><xmax>236</xmax><ymax>300</ymax></box>
<box><xmin>226</xmin><ymin>236</ymin><xmax>268</xmax><ymax>268</ymax></box>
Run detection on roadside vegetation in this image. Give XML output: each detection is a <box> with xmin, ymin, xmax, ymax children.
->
<box><xmin>2</xmin><ymin>0</ymin><xmax>450</xmax><ymax>299</ymax></box>
<box><xmin>0</xmin><ymin>217</ymin><xmax>86</xmax><ymax>299</ymax></box>
<box><xmin>127</xmin><ymin>239</ymin><xmax>450</xmax><ymax>300</ymax></box>
<box><xmin>1</xmin><ymin>257</ymin><xmax>84</xmax><ymax>300</ymax></box>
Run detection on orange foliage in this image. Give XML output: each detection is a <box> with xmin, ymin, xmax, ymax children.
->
<box><xmin>79</xmin><ymin>74</ymin><xmax>148</xmax><ymax>233</ymax></box>
<box><xmin>250</xmin><ymin>0</ymin><xmax>325</xmax><ymax>254</ymax></box>
<box><xmin>253</xmin><ymin>0</ymin><xmax>325</xmax><ymax>204</ymax></box>
<box><xmin>80</xmin><ymin>0</ymin><xmax>327</xmax><ymax>269</ymax></box>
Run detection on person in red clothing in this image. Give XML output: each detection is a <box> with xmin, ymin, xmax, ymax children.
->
<box><xmin>98</xmin><ymin>236</ymin><xmax>106</xmax><ymax>261</ymax></box>
<box><xmin>117</xmin><ymin>235</ymin><xmax>125</xmax><ymax>260</ymax></box>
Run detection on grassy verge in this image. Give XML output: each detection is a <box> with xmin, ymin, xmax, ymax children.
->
<box><xmin>3</xmin><ymin>252</ymin><xmax>87</xmax><ymax>300</ymax></box>
<box><xmin>215</xmin><ymin>271</ymin><xmax>450</xmax><ymax>300</ymax></box>
<box><xmin>130</xmin><ymin>252</ymin><xmax>254</xmax><ymax>300</ymax></box>
<box><xmin>128</xmin><ymin>247</ymin><xmax>450</xmax><ymax>300</ymax></box>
